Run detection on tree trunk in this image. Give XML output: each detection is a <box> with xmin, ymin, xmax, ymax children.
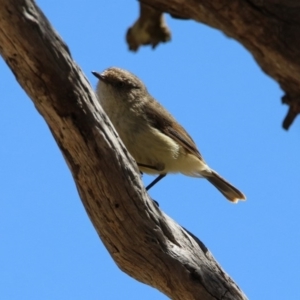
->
<box><xmin>0</xmin><ymin>0</ymin><xmax>247</xmax><ymax>299</ymax></box>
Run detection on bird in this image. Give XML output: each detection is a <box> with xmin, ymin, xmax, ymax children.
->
<box><xmin>92</xmin><ymin>67</ymin><xmax>246</xmax><ymax>203</ymax></box>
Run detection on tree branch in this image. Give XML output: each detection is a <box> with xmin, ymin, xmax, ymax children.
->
<box><xmin>0</xmin><ymin>0</ymin><xmax>247</xmax><ymax>299</ymax></box>
<box><xmin>128</xmin><ymin>0</ymin><xmax>300</xmax><ymax>129</ymax></box>
<box><xmin>126</xmin><ymin>3</ymin><xmax>171</xmax><ymax>51</ymax></box>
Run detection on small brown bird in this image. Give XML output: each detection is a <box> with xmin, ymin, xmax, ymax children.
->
<box><xmin>92</xmin><ymin>67</ymin><xmax>246</xmax><ymax>203</ymax></box>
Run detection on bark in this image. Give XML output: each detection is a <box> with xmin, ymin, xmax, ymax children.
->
<box><xmin>129</xmin><ymin>0</ymin><xmax>300</xmax><ymax>129</ymax></box>
<box><xmin>126</xmin><ymin>3</ymin><xmax>171</xmax><ymax>51</ymax></box>
<box><xmin>0</xmin><ymin>0</ymin><xmax>247</xmax><ymax>299</ymax></box>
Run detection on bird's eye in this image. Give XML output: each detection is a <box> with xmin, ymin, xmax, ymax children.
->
<box><xmin>115</xmin><ymin>81</ymin><xmax>125</xmax><ymax>88</ymax></box>
<box><xmin>115</xmin><ymin>80</ymin><xmax>138</xmax><ymax>89</ymax></box>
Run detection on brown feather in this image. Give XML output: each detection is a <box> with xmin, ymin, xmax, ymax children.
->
<box><xmin>144</xmin><ymin>96</ymin><xmax>203</xmax><ymax>160</ymax></box>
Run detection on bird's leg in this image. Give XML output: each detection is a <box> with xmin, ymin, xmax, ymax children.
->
<box><xmin>145</xmin><ymin>174</ymin><xmax>166</xmax><ymax>191</ymax></box>
<box><xmin>137</xmin><ymin>163</ymin><xmax>166</xmax><ymax>191</ymax></box>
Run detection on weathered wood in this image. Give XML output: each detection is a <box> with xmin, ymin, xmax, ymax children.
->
<box><xmin>126</xmin><ymin>3</ymin><xmax>171</xmax><ymax>51</ymax></box>
<box><xmin>131</xmin><ymin>0</ymin><xmax>300</xmax><ymax>129</ymax></box>
<box><xmin>0</xmin><ymin>0</ymin><xmax>247</xmax><ymax>299</ymax></box>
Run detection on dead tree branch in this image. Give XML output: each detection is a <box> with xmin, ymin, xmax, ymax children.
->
<box><xmin>128</xmin><ymin>0</ymin><xmax>300</xmax><ymax>129</ymax></box>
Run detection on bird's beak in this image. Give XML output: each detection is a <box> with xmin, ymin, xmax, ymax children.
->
<box><xmin>92</xmin><ymin>71</ymin><xmax>106</xmax><ymax>81</ymax></box>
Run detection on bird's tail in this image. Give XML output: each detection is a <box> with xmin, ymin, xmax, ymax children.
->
<box><xmin>205</xmin><ymin>170</ymin><xmax>246</xmax><ymax>203</ymax></box>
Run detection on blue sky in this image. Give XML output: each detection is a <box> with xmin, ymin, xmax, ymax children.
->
<box><xmin>1</xmin><ymin>1</ymin><xmax>300</xmax><ymax>299</ymax></box>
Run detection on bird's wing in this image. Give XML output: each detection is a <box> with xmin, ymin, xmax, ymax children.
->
<box><xmin>144</xmin><ymin>97</ymin><xmax>204</xmax><ymax>161</ymax></box>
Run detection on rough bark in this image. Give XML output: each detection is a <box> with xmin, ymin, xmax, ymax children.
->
<box><xmin>126</xmin><ymin>3</ymin><xmax>171</xmax><ymax>51</ymax></box>
<box><xmin>128</xmin><ymin>0</ymin><xmax>300</xmax><ymax>129</ymax></box>
<box><xmin>0</xmin><ymin>0</ymin><xmax>247</xmax><ymax>299</ymax></box>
